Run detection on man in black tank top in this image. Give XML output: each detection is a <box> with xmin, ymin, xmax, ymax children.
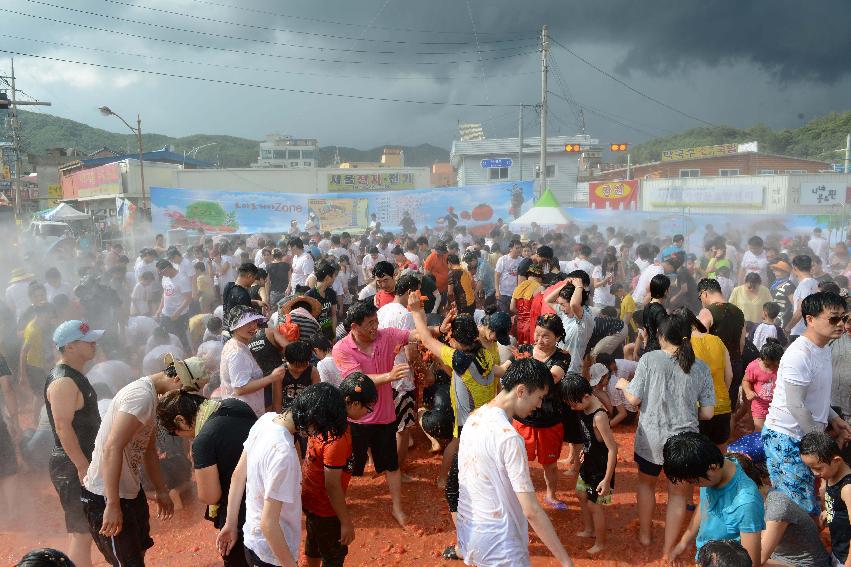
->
<box><xmin>697</xmin><ymin>278</ymin><xmax>746</xmax><ymax>409</ymax></box>
<box><xmin>44</xmin><ymin>319</ymin><xmax>104</xmax><ymax>567</ymax></box>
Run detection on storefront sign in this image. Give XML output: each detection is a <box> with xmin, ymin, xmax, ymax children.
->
<box><xmin>646</xmin><ymin>184</ymin><xmax>764</xmax><ymax>208</ymax></box>
<box><xmin>62</xmin><ymin>163</ymin><xmax>122</xmax><ymax>199</ymax></box>
<box><xmin>799</xmin><ymin>182</ymin><xmax>847</xmax><ymax>205</ymax></box>
<box><xmin>327</xmin><ymin>172</ymin><xmax>416</xmax><ymax>192</ymax></box>
<box><xmin>588</xmin><ymin>180</ymin><xmax>639</xmax><ymax>209</ymax></box>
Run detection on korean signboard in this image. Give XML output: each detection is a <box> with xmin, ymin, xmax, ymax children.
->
<box><xmin>646</xmin><ymin>184</ymin><xmax>764</xmax><ymax>208</ymax></box>
<box><xmin>588</xmin><ymin>180</ymin><xmax>639</xmax><ymax>209</ymax></box>
<box><xmin>327</xmin><ymin>172</ymin><xmax>416</xmax><ymax>192</ymax></box>
<box><xmin>62</xmin><ymin>163</ymin><xmax>122</xmax><ymax>199</ymax></box>
<box><xmin>799</xmin><ymin>182</ymin><xmax>847</xmax><ymax>206</ymax></box>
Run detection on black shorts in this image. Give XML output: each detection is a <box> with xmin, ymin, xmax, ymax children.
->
<box><xmin>562</xmin><ymin>409</ymin><xmax>584</xmax><ymax>444</ymax></box>
<box><xmin>350</xmin><ymin>422</ymin><xmax>398</xmax><ymax>475</ymax></box>
<box><xmin>304</xmin><ymin>511</ymin><xmax>348</xmax><ymax>567</ymax></box>
<box><xmin>48</xmin><ymin>455</ymin><xmax>87</xmax><ymax>533</ymax></box>
<box><xmin>445</xmin><ymin>453</ymin><xmax>460</xmax><ymax>513</ymax></box>
<box><xmin>634</xmin><ymin>452</ymin><xmax>663</xmax><ymax>477</ymax></box>
<box><xmin>245</xmin><ymin>547</ymin><xmax>277</xmax><ymax>567</ymax></box>
<box><xmin>0</xmin><ymin>418</ymin><xmax>17</xmax><ymax>478</ymax></box>
<box><xmin>699</xmin><ymin>412</ymin><xmax>732</xmax><ymax>446</ymax></box>
<box><xmin>81</xmin><ymin>487</ymin><xmax>153</xmax><ymax>567</ymax></box>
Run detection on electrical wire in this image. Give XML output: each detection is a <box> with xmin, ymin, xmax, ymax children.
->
<box><xmin>0</xmin><ymin>34</ymin><xmax>539</xmax><ymax>82</ymax></box>
<box><xmin>549</xmin><ymin>90</ymin><xmax>664</xmax><ymax>138</ymax></box>
<box><xmin>548</xmin><ymin>57</ymin><xmax>581</xmax><ymax>126</ymax></box>
<box><xmin>0</xmin><ymin>47</ymin><xmax>527</xmax><ymax>108</ymax></box>
<box><xmin>1</xmin><ymin>9</ymin><xmax>535</xmax><ymax>66</ymax></box>
<box><xmin>549</xmin><ymin>36</ymin><xmax>716</xmax><ymax>127</ymax></box>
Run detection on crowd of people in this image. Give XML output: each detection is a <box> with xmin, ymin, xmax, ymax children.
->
<box><xmin>1</xmin><ymin>219</ymin><xmax>851</xmax><ymax>567</ymax></box>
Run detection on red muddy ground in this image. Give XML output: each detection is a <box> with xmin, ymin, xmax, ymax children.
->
<box><xmin>1</xmin><ymin>426</ymin><xmax>691</xmax><ymax>566</ymax></box>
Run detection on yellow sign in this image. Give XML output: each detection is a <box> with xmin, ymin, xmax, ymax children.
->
<box><xmin>47</xmin><ymin>184</ymin><xmax>62</xmax><ymax>205</ymax></box>
<box><xmin>662</xmin><ymin>143</ymin><xmax>738</xmax><ymax>162</ymax></box>
<box><xmin>308</xmin><ymin>197</ymin><xmax>369</xmax><ymax>232</ymax></box>
<box><xmin>1</xmin><ymin>165</ymin><xmax>9</xmax><ymax>180</ymax></box>
<box><xmin>327</xmin><ymin>172</ymin><xmax>415</xmax><ymax>192</ymax></box>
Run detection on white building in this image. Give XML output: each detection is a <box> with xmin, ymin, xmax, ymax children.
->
<box><xmin>450</xmin><ymin>134</ymin><xmax>601</xmax><ymax>206</ymax></box>
<box><xmin>252</xmin><ymin>135</ymin><xmax>318</xmax><ymax>169</ymax></box>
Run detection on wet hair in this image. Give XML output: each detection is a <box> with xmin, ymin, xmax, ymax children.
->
<box><xmin>157</xmin><ymin>390</ymin><xmax>206</xmax><ymax>436</ymax></box>
<box><xmin>310</xmin><ymin>333</ymin><xmax>332</xmax><ymax>353</ymax></box>
<box><xmin>345</xmin><ymin>300</ymin><xmax>378</xmax><ymax>326</ymax></box>
<box><xmin>802</xmin><ymin>291</ymin><xmax>845</xmax><ymax>323</ymax></box>
<box><xmin>659</xmin><ymin>313</ymin><xmax>697</xmax><ymax>373</ymax></box>
<box><xmin>314</xmin><ymin>260</ymin><xmax>336</xmax><ymax>282</ymax></box>
<box><xmin>760</xmin><ymin>339</ymin><xmax>784</xmax><ymax>363</ymax></box>
<box><xmin>535</xmin><ymin>313</ymin><xmax>566</xmax><ymax>342</ymax></box>
<box><xmin>579</xmin><ymin>244</ymin><xmax>592</xmax><ymax>257</ymax></box>
<box><xmin>288</xmin><ymin>382</ymin><xmax>348</xmax><ymax>442</ymax></box>
<box><xmin>434</xmin><ymin>242</ymin><xmax>448</xmax><ymax>253</ymax></box>
<box><xmin>560</xmin><ymin>372</ymin><xmax>593</xmax><ymax>405</ymax></box>
<box><xmin>595</xmin><ymin>352</ymin><xmax>614</xmax><ymax>368</ymax></box>
<box><xmin>696</xmin><ymin>539</ymin><xmax>752</xmax><ymax>567</ymax></box>
<box><xmin>447</xmin><ymin>253</ymin><xmax>461</xmax><ymax>265</ymax></box>
<box><xmin>500</xmin><ymin>357</ymin><xmax>551</xmax><ymax>394</ymax></box>
<box><xmin>206</xmin><ymin>316</ymin><xmax>222</xmax><ymax>333</ymax></box>
<box><xmin>671</xmin><ymin>306</ymin><xmax>707</xmax><ymax>334</ymax></box>
<box><xmin>508</xmin><ymin>238</ymin><xmax>522</xmax><ymax>249</ymax></box>
<box><xmin>662</xmin><ymin>431</ymin><xmax>724</xmax><ymax>484</ymax></box>
<box><xmin>194</xmin><ymin>261</ymin><xmax>206</xmax><ymax>273</ymax></box>
<box><xmin>255</xmin><ymin>268</ymin><xmax>267</xmax><ymax>280</ymax></box>
<box><xmin>339</xmin><ymin>371</ymin><xmax>379</xmax><ymax>407</ymax></box>
<box><xmin>610</xmin><ymin>283</ymin><xmax>624</xmax><ymax>294</ymax></box>
<box><xmin>748</xmin><ymin>235</ymin><xmax>764</xmax><ymax>248</ymax></box>
<box><xmin>600</xmin><ymin>306</ymin><xmax>619</xmax><ymax>318</ymax></box>
<box><xmin>288</xmin><ymin>237</ymin><xmax>304</xmax><ymax>250</ymax></box>
<box><xmin>762</xmin><ymin>301</ymin><xmax>780</xmax><ymax>320</ymax></box>
<box><xmin>649</xmin><ymin>274</ymin><xmax>671</xmax><ymax>299</ymax></box>
<box><xmin>536</xmin><ymin>245</ymin><xmax>553</xmax><ymax>260</ymax></box>
<box><xmin>792</xmin><ymin>254</ymin><xmax>812</xmax><ymax>272</ymax></box>
<box><xmin>16</xmin><ymin>548</ymin><xmax>76</xmax><ymax>567</ymax></box>
<box><xmin>744</xmin><ymin>272</ymin><xmax>762</xmax><ymax>287</ymax></box>
<box><xmin>799</xmin><ymin>431</ymin><xmax>842</xmax><ymax>464</ymax></box>
<box><xmin>284</xmin><ymin>340</ymin><xmax>312</xmax><ymax>364</ymax></box>
<box><xmin>372</xmin><ymin>261</ymin><xmax>395</xmax><ymax>279</ymax></box>
<box><xmin>726</xmin><ymin>452</ymin><xmax>763</xmax><ymax>487</ymax></box>
<box><xmin>394</xmin><ymin>272</ymin><xmax>420</xmax><ymax>296</ymax></box>
<box><xmin>45</xmin><ymin>267</ymin><xmax>61</xmax><ymax>280</ymax></box>
<box><xmin>820</xmin><ymin>281</ymin><xmax>841</xmax><ymax>295</ymax></box>
<box><xmin>451</xmin><ymin>314</ymin><xmax>480</xmax><ymax>348</ymax></box>
<box><xmin>140</xmin><ymin>271</ymin><xmax>155</xmax><ymax>282</ymax></box>
<box><xmin>52</xmin><ymin>293</ymin><xmax>69</xmax><ymax>311</ymax></box>
<box><xmin>696</xmin><ymin>278</ymin><xmax>722</xmax><ymax>295</ymax></box>
<box><xmin>238</xmin><ymin>263</ymin><xmax>259</xmax><ymax>277</ymax></box>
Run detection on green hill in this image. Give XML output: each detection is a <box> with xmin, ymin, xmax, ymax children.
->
<box><xmin>629</xmin><ymin>111</ymin><xmax>851</xmax><ymax>165</ymax></box>
<box><xmin>3</xmin><ymin>109</ymin><xmax>449</xmax><ymax>168</ymax></box>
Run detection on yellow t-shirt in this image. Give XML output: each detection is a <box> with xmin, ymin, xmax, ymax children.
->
<box><xmin>440</xmin><ymin>344</ymin><xmax>499</xmax><ymax>437</ymax></box>
<box><xmin>619</xmin><ymin>294</ymin><xmax>637</xmax><ymax>331</ymax></box>
<box><xmin>691</xmin><ymin>333</ymin><xmax>731</xmax><ymax>415</ymax></box>
<box><xmin>23</xmin><ymin>319</ymin><xmax>46</xmax><ymax>369</ymax></box>
<box><xmin>188</xmin><ymin>314</ymin><xmax>210</xmax><ymax>347</ymax></box>
<box><xmin>729</xmin><ymin>285</ymin><xmax>773</xmax><ymax>324</ymax></box>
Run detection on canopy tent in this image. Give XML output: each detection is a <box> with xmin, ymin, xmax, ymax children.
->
<box><xmin>508</xmin><ymin>189</ymin><xmax>570</xmax><ymax>232</ymax></box>
<box><xmin>35</xmin><ymin>203</ymin><xmax>91</xmax><ymax>222</ymax></box>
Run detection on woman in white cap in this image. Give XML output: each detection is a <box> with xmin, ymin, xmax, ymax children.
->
<box><xmin>220</xmin><ymin>305</ymin><xmax>286</xmax><ymax>417</ymax></box>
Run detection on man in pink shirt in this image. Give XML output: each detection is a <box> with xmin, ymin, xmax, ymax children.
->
<box><xmin>333</xmin><ymin>300</ymin><xmax>411</xmax><ymax>526</ymax></box>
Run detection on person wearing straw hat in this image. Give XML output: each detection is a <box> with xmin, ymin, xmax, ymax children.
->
<box><xmin>6</xmin><ymin>267</ymin><xmax>35</xmax><ymax>319</ymax></box>
<box><xmin>220</xmin><ymin>305</ymin><xmax>286</xmax><ymax>417</ymax></box>
<box><xmin>81</xmin><ymin>352</ymin><xmax>209</xmax><ymax>567</ymax></box>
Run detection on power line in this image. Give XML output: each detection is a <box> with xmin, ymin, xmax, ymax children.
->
<box><xmin>548</xmin><ymin>90</ymin><xmax>663</xmax><ymax>138</ymax></box>
<box><xmin>548</xmin><ymin>57</ymin><xmax>581</xmax><ymax>125</ymax></box>
<box><xmin>0</xmin><ymin>34</ymin><xmax>539</xmax><ymax>82</ymax></box>
<box><xmin>549</xmin><ymin>36</ymin><xmax>716</xmax><ymax>127</ymax></box>
<box><xmin>0</xmin><ymin>48</ymin><xmax>527</xmax><ymax>108</ymax></box>
<box><xmin>180</xmin><ymin>0</ymin><xmax>537</xmax><ymax>38</ymax></box>
<box><xmin>1</xmin><ymin>9</ymin><xmax>535</xmax><ymax>66</ymax></box>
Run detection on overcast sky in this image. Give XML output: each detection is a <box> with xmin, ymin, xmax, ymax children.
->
<box><xmin>2</xmin><ymin>0</ymin><xmax>851</xmax><ymax>149</ymax></box>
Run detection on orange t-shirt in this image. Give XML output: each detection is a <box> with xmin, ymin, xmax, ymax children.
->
<box><xmin>375</xmin><ymin>290</ymin><xmax>395</xmax><ymax>309</ymax></box>
<box><xmin>424</xmin><ymin>252</ymin><xmax>449</xmax><ymax>292</ymax></box>
<box><xmin>301</xmin><ymin>427</ymin><xmax>353</xmax><ymax>517</ymax></box>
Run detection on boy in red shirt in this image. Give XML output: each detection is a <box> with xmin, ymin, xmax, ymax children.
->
<box><xmin>302</xmin><ymin>373</ymin><xmax>378</xmax><ymax>567</ymax></box>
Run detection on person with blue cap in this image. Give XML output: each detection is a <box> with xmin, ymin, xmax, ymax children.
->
<box><xmin>44</xmin><ymin>319</ymin><xmax>105</xmax><ymax>567</ymax></box>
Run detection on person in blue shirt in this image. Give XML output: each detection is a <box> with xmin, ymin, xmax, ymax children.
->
<box><xmin>663</xmin><ymin>431</ymin><xmax>765</xmax><ymax>566</ymax></box>
<box><xmin>660</xmin><ymin>234</ymin><xmax>686</xmax><ymax>264</ymax></box>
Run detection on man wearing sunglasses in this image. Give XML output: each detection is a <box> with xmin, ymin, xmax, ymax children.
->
<box><xmin>762</xmin><ymin>291</ymin><xmax>851</xmax><ymax>515</ymax></box>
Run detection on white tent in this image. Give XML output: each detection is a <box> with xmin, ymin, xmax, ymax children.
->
<box><xmin>38</xmin><ymin>203</ymin><xmax>90</xmax><ymax>222</ymax></box>
<box><xmin>508</xmin><ymin>189</ymin><xmax>570</xmax><ymax>232</ymax></box>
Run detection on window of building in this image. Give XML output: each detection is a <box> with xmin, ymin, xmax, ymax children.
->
<box><xmin>719</xmin><ymin>169</ymin><xmax>740</xmax><ymax>177</ymax></box>
<box><xmin>785</xmin><ymin>169</ymin><xmax>806</xmax><ymax>174</ymax></box>
<box><xmin>534</xmin><ymin>164</ymin><xmax>556</xmax><ymax>178</ymax></box>
<box><xmin>488</xmin><ymin>167</ymin><xmax>509</xmax><ymax>180</ymax></box>
<box><xmin>679</xmin><ymin>169</ymin><xmax>700</xmax><ymax>178</ymax></box>
<box><xmin>272</xmin><ymin>150</ymin><xmax>285</xmax><ymax>159</ymax></box>
<box><xmin>260</xmin><ymin>149</ymin><xmax>273</xmax><ymax>159</ymax></box>
<box><xmin>758</xmin><ymin>169</ymin><xmax>776</xmax><ymax>175</ymax></box>
<box><xmin>301</xmin><ymin>149</ymin><xmax>314</xmax><ymax>160</ymax></box>
<box><xmin>290</xmin><ymin>161</ymin><xmax>299</xmax><ymax>167</ymax></box>
<box><xmin>303</xmin><ymin>162</ymin><xmax>311</xmax><ymax>167</ymax></box>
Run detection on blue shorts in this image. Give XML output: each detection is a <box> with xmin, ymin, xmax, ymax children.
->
<box><xmin>762</xmin><ymin>428</ymin><xmax>818</xmax><ymax>515</ymax></box>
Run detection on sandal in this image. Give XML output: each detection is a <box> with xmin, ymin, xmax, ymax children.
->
<box><xmin>544</xmin><ymin>498</ymin><xmax>569</xmax><ymax>511</ymax></box>
<box><xmin>442</xmin><ymin>545</ymin><xmax>461</xmax><ymax>560</ymax></box>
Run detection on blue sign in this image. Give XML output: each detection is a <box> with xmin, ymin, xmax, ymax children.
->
<box><xmin>481</xmin><ymin>158</ymin><xmax>513</xmax><ymax>169</ymax></box>
<box><xmin>833</xmin><ymin>163</ymin><xmax>849</xmax><ymax>173</ymax></box>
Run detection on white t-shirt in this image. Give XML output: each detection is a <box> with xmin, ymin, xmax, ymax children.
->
<box><xmin>456</xmin><ymin>404</ymin><xmax>534</xmax><ymax>566</ymax></box>
<box><xmin>142</xmin><ymin>344</ymin><xmax>185</xmax><ymax>375</ymax></box>
<box><xmin>361</xmin><ymin>254</ymin><xmax>385</xmax><ymax>278</ymax></box>
<box><xmin>495</xmin><ymin>255</ymin><xmax>522</xmax><ymax>297</ymax></box>
<box><xmin>632</xmin><ymin>264</ymin><xmax>664</xmax><ymax>304</ymax></box>
<box><xmin>329</xmin><ymin>246</ymin><xmax>348</xmax><ymax>259</ymax></box>
<box><xmin>562</xmin><ymin>258</ymin><xmax>594</xmax><ymax>277</ymax></box>
<box><xmin>377</xmin><ymin>302</ymin><xmax>415</xmax><ymax>392</ymax></box>
<box><xmin>85</xmin><ymin>377</ymin><xmax>157</xmax><ymax>499</ymax></box>
<box><xmin>242</xmin><ymin>413</ymin><xmax>302</xmax><ymax>566</ymax></box>
<box><xmin>86</xmin><ymin>360</ymin><xmax>134</xmax><ymax>397</ymax></box>
<box><xmin>404</xmin><ymin>251</ymin><xmax>420</xmax><ymax>267</ymax></box>
<box><xmin>608</xmin><ymin>359</ymin><xmax>638</xmax><ymax>412</ymax></box>
<box><xmin>126</xmin><ymin>315</ymin><xmax>158</xmax><ymax>345</ymax></box>
<box><xmin>317</xmin><ymin>357</ymin><xmax>342</xmax><ymax>388</ymax></box>
<box><xmin>791</xmin><ymin>277</ymin><xmax>819</xmax><ymax>336</ymax></box>
<box><xmin>591</xmin><ymin>265</ymin><xmax>615</xmax><ymax>307</ymax></box>
<box><xmin>130</xmin><ymin>282</ymin><xmax>154</xmax><ymax>316</ymax></box>
<box><xmin>752</xmin><ymin>322</ymin><xmax>778</xmax><ymax>350</ymax></box>
<box><xmin>161</xmin><ymin>273</ymin><xmax>191</xmax><ymax>317</ymax></box>
<box><xmin>809</xmin><ymin>236</ymin><xmax>829</xmax><ymax>263</ymax></box>
<box><xmin>220</xmin><ymin>338</ymin><xmax>265</xmax><ymax>416</ymax></box>
<box><xmin>290</xmin><ymin>252</ymin><xmax>314</xmax><ymax>289</ymax></box>
<box><xmin>765</xmin><ymin>336</ymin><xmax>833</xmax><ymax>440</ymax></box>
<box><xmin>219</xmin><ymin>255</ymin><xmax>236</xmax><ymax>285</ymax></box>
<box><xmin>740</xmin><ymin>250</ymin><xmax>768</xmax><ymax>277</ymax></box>
<box><xmin>45</xmin><ymin>281</ymin><xmax>73</xmax><ymax>302</ymax></box>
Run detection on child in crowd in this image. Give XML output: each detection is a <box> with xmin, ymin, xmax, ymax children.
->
<box><xmin>664</xmin><ymin>432</ymin><xmax>765</xmax><ymax>566</ymax></box>
<box><xmin>741</xmin><ymin>340</ymin><xmax>783</xmax><ymax>431</ymax></box>
<box><xmin>751</xmin><ymin>302</ymin><xmax>786</xmax><ymax>350</ymax></box>
<box><xmin>282</xmin><ymin>340</ymin><xmax>320</xmax><ymax>409</ymax></box>
<box><xmin>716</xmin><ymin>265</ymin><xmax>734</xmax><ymax>300</ymax></box>
<box><xmin>202</xmin><ymin>316</ymin><xmax>223</xmax><ymax>343</ymax></box>
<box><xmin>595</xmin><ymin>353</ymin><xmax>638</xmax><ymax>427</ymax></box>
<box><xmin>560</xmin><ymin>372</ymin><xmax>618</xmax><ymax>555</ymax></box>
<box><xmin>311</xmin><ymin>334</ymin><xmax>341</xmax><ymax>387</ymax></box>
<box><xmin>19</xmin><ymin>303</ymin><xmax>56</xmax><ymax>418</ymax></box>
<box><xmin>194</xmin><ymin>261</ymin><xmax>216</xmax><ymax>313</ymax></box>
<box><xmin>588</xmin><ymin>363</ymin><xmax>613</xmax><ymax>414</ymax></box>
<box><xmin>800</xmin><ymin>432</ymin><xmax>851</xmax><ymax>567</ymax></box>
<box><xmin>130</xmin><ymin>270</ymin><xmax>156</xmax><ymax>316</ymax></box>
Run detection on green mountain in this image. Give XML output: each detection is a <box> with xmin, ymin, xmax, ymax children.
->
<box><xmin>629</xmin><ymin>111</ymin><xmax>851</xmax><ymax>165</ymax></box>
<box><xmin>3</xmin><ymin>109</ymin><xmax>449</xmax><ymax>168</ymax></box>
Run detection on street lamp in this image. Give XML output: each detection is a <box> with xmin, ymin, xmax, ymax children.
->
<box><xmin>98</xmin><ymin>106</ymin><xmax>146</xmax><ymax>216</ymax></box>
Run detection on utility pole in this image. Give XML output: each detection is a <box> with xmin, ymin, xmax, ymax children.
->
<box><xmin>845</xmin><ymin>133</ymin><xmax>850</xmax><ymax>174</ymax></box>
<box><xmin>578</xmin><ymin>108</ymin><xmax>587</xmax><ymax>136</ymax></box>
<box><xmin>538</xmin><ymin>25</ymin><xmax>548</xmax><ymax>199</ymax></box>
<box><xmin>3</xmin><ymin>58</ymin><xmax>52</xmax><ymax>217</ymax></box>
<box><xmin>518</xmin><ymin>105</ymin><xmax>524</xmax><ymax>181</ymax></box>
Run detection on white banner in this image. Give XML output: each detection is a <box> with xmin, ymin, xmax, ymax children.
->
<box><xmin>647</xmin><ymin>184</ymin><xmax>764</xmax><ymax>207</ymax></box>
<box><xmin>799</xmin><ymin>182</ymin><xmax>846</xmax><ymax>206</ymax></box>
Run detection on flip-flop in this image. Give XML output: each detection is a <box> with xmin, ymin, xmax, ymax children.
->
<box><xmin>544</xmin><ymin>498</ymin><xmax>569</xmax><ymax>511</ymax></box>
<box><xmin>442</xmin><ymin>545</ymin><xmax>461</xmax><ymax>560</ymax></box>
